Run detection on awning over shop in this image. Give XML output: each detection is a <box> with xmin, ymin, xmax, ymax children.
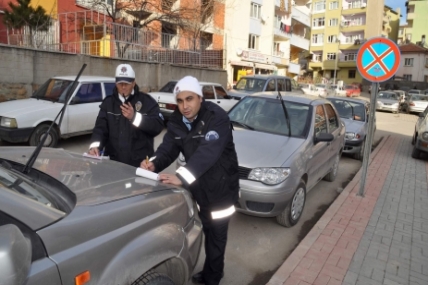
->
<box><xmin>230</xmin><ymin>61</ymin><xmax>254</xmax><ymax>67</ymax></box>
<box><xmin>254</xmin><ymin>63</ymin><xmax>277</xmax><ymax>70</ymax></box>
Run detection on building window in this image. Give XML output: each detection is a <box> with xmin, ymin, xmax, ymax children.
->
<box><xmin>313</xmin><ymin>17</ymin><xmax>325</xmax><ymax>27</ymax></box>
<box><xmin>248</xmin><ymin>34</ymin><xmax>259</xmax><ymax>50</ymax></box>
<box><xmin>404</xmin><ymin>58</ymin><xmax>413</xmax><ymax>66</ymax></box>
<box><xmin>329</xmin><ymin>1</ymin><xmax>339</xmax><ymax>9</ymax></box>
<box><xmin>348</xmin><ymin>70</ymin><xmax>356</xmax><ymax>78</ymax></box>
<box><xmin>345</xmin><ymin>34</ymin><xmax>362</xmax><ymax>43</ymax></box>
<box><xmin>344</xmin><ymin>53</ymin><xmax>357</xmax><ymax>61</ymax></box>
<box><xmin>250</xmin><ymin>2</ymin><xmax>261</xmax><ymax>19</ymax></box>
<box><xmin>398</xmin><ymin>29</ymin><xmax>403</xmax><ymax>36</ymax></box>
<box><xmin>424</xmin><ymin>75</ymin><xmax>428</xmax><ymax>82</ymax></box>
<box><xmin>329</xmin><ymin>18</ymin><xmax>338</xmax><ymax>26</ymax></box>
<box><xmin>327</xmin><ymin>53</ymin><xmax>337</xmax><ymax>60</ymax></box>
<box><xmin>313</xmin><ymin>1</ymin><xmax>326</xmax><ymax>12</ymax></box>
<box><xmin>348</xmin><ymin>0</ymin><xmax>362</xmax><ymax>9</ymax></box>
<box><xmin>313</xmin><ymin>53</ymin><xmax>322</xmax><ymax>62</ymax></box>
<box><xmin>312</xmin><ymin>34</ymin><xmax>324</xmax><ymax>44</ymax></box>
<box><xmin>403</xmin><ymin>74</ymin><xmax>412</xmax><ymax>81</ymax></box>
<box><xmin>328</xmin><ymin>35</ymin><xmax>337</xmax><ymax>43</ymax></box>
<box><xmin>426</xmin><ymin>57</ymin><xmax>428</xmax><ymax>66</ymax></box>
<box><xmin>406</xmin><ymin>33</ymin><xmax>412</xmax><ymax>41</ymax></box>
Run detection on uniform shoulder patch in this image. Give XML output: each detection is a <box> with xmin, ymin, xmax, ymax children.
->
<box><xmin>205</xmin><ymin>130</ymin><xmax>219</xmax><ymax>141</ymax></box>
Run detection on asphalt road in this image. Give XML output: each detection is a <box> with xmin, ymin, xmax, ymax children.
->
<box><xmin>0</xmin><ymin>91</ymin><xmax>419</xmax><ymax>285</ymax></box>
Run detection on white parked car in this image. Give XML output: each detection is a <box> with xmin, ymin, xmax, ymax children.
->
<box><xmin>149</xmin><ymin>80</ymin><xmax>239</xmax><ymax>120</ymax></box>
<box><xmin>0</xmin><ymin>76</ymin><xmax>116</xmax><ymax>147</ymax></box>
<box><xmin>330</xmin><ymin>85</ymin><xmax>347</xmax><ymax>96</ymax></box>
<box><xmin>315</xmin><ymin>84</ymin><xmax>328</xmax><ymax>97</ymax></box>
<box><xmin>300</xmin><ymin>83</ymin><xmax>322</xmax><ymax>97</ymax></box>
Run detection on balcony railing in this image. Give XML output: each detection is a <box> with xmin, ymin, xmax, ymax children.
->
<box><xmin>290</xmin><ymin>35</ymin><xmax>309</xmax><ymax>50</ymax></box>
<box><xmin>343</xmin><ymin>1</ymin><xmax>367</xmax><ymax>10</ymax></box>
<box><xmin>291</xmin><ymin>6</ymin><xmax>311</xmax><ymax>27</ymax></box>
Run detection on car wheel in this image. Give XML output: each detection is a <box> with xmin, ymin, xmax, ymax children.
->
<box><xmin>276</xmin><ymin>180</ymin><xmax>306</xmax><ymax>228</ymax></box>
<box><xmin>411</xmin><ymin>132</ymin><xmax>416</xmax><ymax>145</ymax></box>
<box><xmin>324</xmin><ymin>152</ymin><xmax>340</xmax><ymax>182</ymax></box>
<box><xmin>29</xmin><ymin>124</ymin><xmax>59</xmax><ymax>148</ymax></box>
<box><xmin>133</xmin><ymin>270</ymin><xmax>175</xmax><ymax>285</ymax></box>
<box><xmin>411</xmin><ymin>145</ymin><xmax>421</xmax><ymax>159</ymax></box>
<box><xmin>354</xmin><ymin>140</ymin><xmax>365</xmax><ymax>161</ymax></box>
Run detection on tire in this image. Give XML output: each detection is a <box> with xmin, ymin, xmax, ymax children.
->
<box><xmin>411</xmin><ymin>132</ymin><xmax>416</xmax><ymax>145</ymax></box>
<box><xmin>276</xmin><ymin>180</ymin><xmax>306</xmax><ymax>227</ymax></box>
<box><xmin>132</xmin><ymin>270</ymin><xmax>175</xmax><ymax>285</ymax></box>
<box><xmin>411</xmin><ymin>145</ymin><xmax>421</xmax><ymax>159</ymax></box>
<box><xmin>29</xmin><ymin>124</ymin><xmax>59</xmax><ymax>148</ymax></box>
<box><xmin>324</xmin><ymin>152</ymin><xmax>340</xmax><ymax>182</ymax></box>
<box><xmin>354</xmin><ymin>140</ymin><xmax>365</xmax><ymax>161</ymax></box>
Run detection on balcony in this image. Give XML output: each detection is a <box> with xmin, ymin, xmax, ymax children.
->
<box><xmin>338</xmin><ymin>61</ymin><xmax>356</xmax><ymax>68</ymax></box>
<box><xmin>274</xmin><ymin>27</ymin><xmax>291</xmax><ymax>40</ymax></box>
<box><xmin>309</xmin><ymin>61</ymin><xmax>322</xmax><ymax>69</ymax></box>
<box><xmin>288</xmin><ymin>62</ymin><xmax>301</xmax><ymax>74</ymax></box>
<box><xmin>407</xmin><ymin>12</ymin><xmax>415</xmax><ymax>20</ymax></box>
<box><xmin>339</xmin><ymin>39</ymin><xmax>364</xmax><ymax>49</ymax></box>
<box><xmin>341</xmin><ymin>22</ymin><xmax>365</xmax><ymax>33</ymax></box>
<box><xmin>290</xmin><ymin>35</ymin><xmax>309</xmax><ymax>50</ymax></box>
<box><xmin>272</xmin><ymin>51</ymin><xmax>289</xmax><ymax>65</ymax></box>
<box><xmin>291</xmin><ymin>6</ymin><xmax>311</xmax><ymax>27</ymax></box>
<box><xmin>342</xmin><ymin>2</ymin><xmax>367</xmax><ymax>15</ymax></box>
<box><xmin>322</xmin><ymin>60</ymin><xmax>338</xmax><ymax>70</ymax></box>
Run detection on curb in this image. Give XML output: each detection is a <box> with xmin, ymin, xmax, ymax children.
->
<box><xmin>266</xmin><ymin>135</ymin><xmax>390</xmax><ymax>285</ymax></box>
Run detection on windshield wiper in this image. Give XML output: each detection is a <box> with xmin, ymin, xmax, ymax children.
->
<box><xmin>22</xmin><ymin>64</ymin><xmax>87</xmax><ymax>174</ymax></box>
<box><xmin>230</xmin><ymin>120</ymin><xmax>254</xmax><ymax>130</ymax></box>
<box><xmin>277</xmin><ymin>91</ymin><xmax>291</xmax><ymax>137</ymax></box>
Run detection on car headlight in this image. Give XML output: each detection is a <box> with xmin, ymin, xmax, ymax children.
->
<box><xmin>248</xmin><ymin>167</ymin><xmax>290</xmax><ymax>185</ymax></box>
<box><xmin>0</xmin><ymin>117</ymin><xmax>18</xmax><ymax>128</ymax></box>
<box><xmin>345</xmin><ymin>132</ymin><xmax>361</xmax><ymax>140</ymax></box>
<box><xmin>422</xmin><ymin>132</ymin><xmax>428</xmax><ymax>141</ymax></box>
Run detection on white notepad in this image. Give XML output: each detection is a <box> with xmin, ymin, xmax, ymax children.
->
<box><xmin>83</xmin><ymin>153</ymin><xmax>110</xmax><ymax>160</ymax></box>
<box><xmin>136</xmin><ymin>167</ymin><xmax>159</xmax><ymax>181</ymax></box>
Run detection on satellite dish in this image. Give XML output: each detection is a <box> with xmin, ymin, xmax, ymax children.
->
<box><xmin>236</xmin><ymin>48</ymin><xmax>243</xmax><ymax>56</ymax></box>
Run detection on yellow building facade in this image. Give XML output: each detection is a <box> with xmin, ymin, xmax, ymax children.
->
<box><xmin>308</xmin><ymin>0</ymin><xmax>386</xmax><ymax>85</ymax></box>
<box><xmin>30</xmin><ymin>0</ymin><xmax>58</xmax><ymax>19</ymax></box>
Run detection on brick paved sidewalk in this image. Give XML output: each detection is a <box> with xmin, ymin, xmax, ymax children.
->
<box><xmin>267</xmin><ymin>135</ymin><xmax>428</xmax><ymax>285</ymax></box>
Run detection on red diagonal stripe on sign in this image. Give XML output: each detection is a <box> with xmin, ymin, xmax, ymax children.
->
<box><xmin>363</xmin><ymin>46</ymin><xmax>393</xmax><ymax>74</ymax></box>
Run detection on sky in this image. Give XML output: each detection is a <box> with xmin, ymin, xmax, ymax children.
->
<box><xmin>385</xmin><ymin>0</ymin><xmax>407</xmax><ymax>24</ymax></box>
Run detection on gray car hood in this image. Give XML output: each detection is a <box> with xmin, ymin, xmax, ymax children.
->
<box><xmin>341</xmin><ymin>118</ymin><xmax>365</xmax><ymax>133</ymax></box>
<box><xmin>233</xmin><ymin>129</ymin><xmax>304</xmax><ymax>168</ymax></box>
<box><xmin>0</xmin><ymin>147</ymin><xmax>173</xmax><ymax>206</ymax></box>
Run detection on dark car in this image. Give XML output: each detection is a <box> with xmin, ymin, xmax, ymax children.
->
<box><xmin>229</xmin><ymin>75</ymin><xmax>302</xmax><ymax>99</ymax></box>
<box><xmin>0</xmin><ymin>147</ymin><xmax>202</xmax><ymax>285</ymax></box>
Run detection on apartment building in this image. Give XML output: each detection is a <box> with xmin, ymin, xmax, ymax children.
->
<box><xmin>404</xmin><ymin>0</ymin><xmax>428</xmax><ymax>46</ymax></box>
<box><xmin>224</xmin><ymin>0</ymin><xmax>311</xmax><ymax>86</ymax></box>
<box><xmin>382</xmin><ymin>6</ymin><xmax>400</xmax><ymax>42</ymax></box>
<box><xmin>398</xmin><ymin>24</ymin><xmax>408</xmax><ymax>45</ymax></box>
<box><xmin>308</xmin><ymin>0</ymin><xmax>384</xmax><ymax>85</ymax></box>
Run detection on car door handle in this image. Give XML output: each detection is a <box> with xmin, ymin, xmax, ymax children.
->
<box><xmin>217</xmin><ymin>101</ymin><xmax>220</xmax><ymax>103</ymax></box>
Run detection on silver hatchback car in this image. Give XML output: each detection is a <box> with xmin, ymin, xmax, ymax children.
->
<box><xmin>228</xmin><ymin>93</ymin><xmax>345</xmax><ymax>227</ymax></box>
<box><xmin>0</xmin><ymin>147</ymin><xmax>202</xmax><ymax>285</ymax></box>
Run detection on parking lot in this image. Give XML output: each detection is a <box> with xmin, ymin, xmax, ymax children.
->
<box><xmin>0</xmin><ymin>92</ymin><xmax>421</xmax><ymax>285</ymax></box>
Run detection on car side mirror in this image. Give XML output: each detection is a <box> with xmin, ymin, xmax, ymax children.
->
<box><xmin>314</xmin><ymin>132</ymin><xmax>334</xmax><ymax>143</ymax></box>
<box><xmin>70</xmin><ymin>96</ymin><xmax>80</xmax><ymax>104</ymax></box>
<box><xmin>0</xmin><ymin>225</ymin><xmax>31</xmax><ymax>285</ymax></box>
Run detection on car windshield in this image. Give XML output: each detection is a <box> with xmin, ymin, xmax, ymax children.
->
<box><xmin>316</xmin><ymin>84</ymin><xmax>326</xmax><ymax>89</ymax></box>
<box><xmin>410</xmin><ymin>94</ymin><xmax>428</xmax><ymax>101</ymax></box>
<box><xmin>329</xmin><ymin>99</ymin><xmax>366</xmax><ymax>122</ymax></box>
<box><xmin>378</xmin><ymin>92</ymin><xmax>397</xmax><ymax>100</ymax></box>
<box><xmin>0</xmin><ymin>165</ymin><xmax>62</xmax><ymax>210</ymax></box>
<box><xmin>408</xmin><ymin>90</ymin><xmax>420</xmax><ymax>94</ymax></box>
<box><xmin>159</xmin><ymin>81</ymin><xmax>177</xmax><ymax>93</ymax></box>
<box><xmin>228</xmin><ymin>96</ymin><xmax>310</xmax><ymax>137</ymax></box>
<box><xmin>235</xmin><ymin>78</ymin><xmax>267</xmax><ymax>92</ymax></box>
<box><xmin>32</xmin><ymin>78</ymin><xmax>73</xmax><ymax>103</ymax></box>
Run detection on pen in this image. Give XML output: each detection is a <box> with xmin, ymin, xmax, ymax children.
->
<box><xmin>146</xmin><ymin>155</ymin><xmax>149</xmax><ymax>165</ymax></box>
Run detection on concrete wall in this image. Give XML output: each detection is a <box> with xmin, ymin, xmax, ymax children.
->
<box><xmin>0</xmin><ymin>44</ymin><xmax>227</xmax><ymax>101</ymax></box>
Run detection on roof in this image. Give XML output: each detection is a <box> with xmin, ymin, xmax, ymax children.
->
<box><xmin>326</xmin><ymin>97</ymin><xmax>369</xmax><ymax>104</ymax></box>
<box><xmin>399</xmin><ymin>43</ymin><xmax>428</xmax><ymax>53</ymax></box>
<box><xmin>239</xmin><ymin>75</ymin><xmax>292</xmax><ymax>80</ymax></box>
<box><xmin>53</xmin><ymin>75</ymin><xmax>115</xmax><ymax>82</ymax></box>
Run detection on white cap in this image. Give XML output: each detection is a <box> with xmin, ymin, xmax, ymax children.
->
<box><xmin>174</xmin><ymin>76</ymin><xmax>202</xmax><ymax>97</ymax></box>
<box><xmin>115</xmin><ymin>64</ymin><xmax>135</xmax><ymax>84</ymax></box>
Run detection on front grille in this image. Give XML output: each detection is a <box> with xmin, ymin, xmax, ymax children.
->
<box><xmin>238</xmin><ymin>166</ymin><xmax>251</xmax><ymax>179</ymax></box>
<box><xmin>246</xmin><ymin>201</ymin><xmax>274</xmax><ymax>213</ymax></box>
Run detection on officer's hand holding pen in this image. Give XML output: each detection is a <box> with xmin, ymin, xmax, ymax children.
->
<box><xmin>120</xmin><ymin>102</ymin><xmax>134</xmax><ymax>120</ymax></box>
<box><xmin>88</xmin><ymin>147</ymin><xmax>99</xmax><ymax>156</ymax></box>
<box><xmin>140</xmin><ymin>159</ymin><xmax>155</xmax><ymax>172</ymax></box>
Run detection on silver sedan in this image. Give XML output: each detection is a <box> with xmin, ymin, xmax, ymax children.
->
<box><xmin>376</xmin><ymin>91</ymin><xmax>400</xmax><ymax>113</ymax></box>
<box><xmin>228</xmin><ymin>93</ymin><xmax>345</xmax><ymax>227</ymax></box>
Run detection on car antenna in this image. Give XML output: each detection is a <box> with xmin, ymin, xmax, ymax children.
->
<box><xmin>277</xmin><ymin>90</ymin><xmax>291</xmax><ymax>137</ymax></box>
<box><xmin>22</xmin><ymin>64</ymin><xmax>87</xmax><ymax>174</ymax></box>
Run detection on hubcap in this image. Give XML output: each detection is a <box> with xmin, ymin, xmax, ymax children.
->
<box><xmin>42</xmin><ymin>133</ymin><xmax>53</xmax><ymax>146</ymax></box>
<box><xmin>291</xmin><ymin>187</ymin><xmax>305</xmax><ymax>220</ymax></box>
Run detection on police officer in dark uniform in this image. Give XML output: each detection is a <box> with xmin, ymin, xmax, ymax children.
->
<box><xmin>88</xmin><ymin>64</ymin><xmax>164</xmax><ymax>167</ymax></box>
<box><xmin>140</xmin><ymin>76</ymin><xmax>239</xmax><ymax>285</ymax></box>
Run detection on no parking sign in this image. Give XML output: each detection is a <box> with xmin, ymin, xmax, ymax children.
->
<box><xmin>356</xmin><ymin>37</ymin><xmax>401</xmax><ymax>196</ymax></box>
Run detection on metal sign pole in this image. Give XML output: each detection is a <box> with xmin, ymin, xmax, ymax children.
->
<box><xmin>358</xmin><ymin>82</ymin><xmax>378</xmax><ymax>196</ymax></box>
